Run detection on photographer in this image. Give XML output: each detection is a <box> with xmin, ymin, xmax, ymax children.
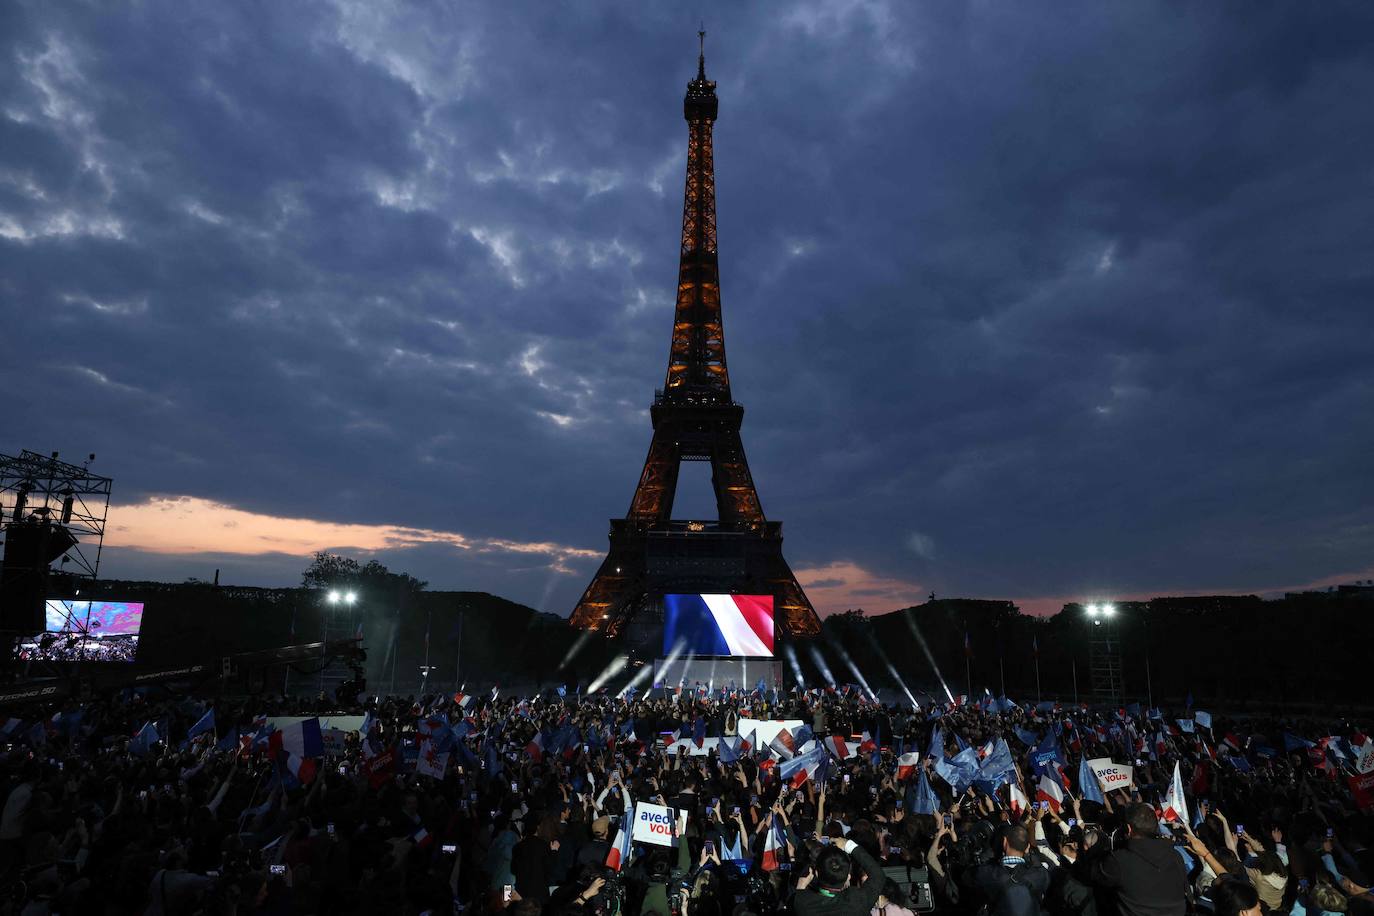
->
<box><xmin>969</xmin><ymin>823</ymin><xmax>1050</xmax><ymax>916</ymax></box>
<box><xmin>793</xmin><ymin>835</ymin><xmax>886</xmax><ymax>916</ymax></box>
<box><xmin>1085</xmin><ymin>804</ymin><xmax>1188</xmax><ymax>916</ymax></box>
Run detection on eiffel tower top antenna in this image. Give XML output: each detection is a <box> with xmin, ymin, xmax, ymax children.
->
<box><xmin>698</xmin><ymin>24</ymin><xmax>706</xmax><ymax>80</ymax></box>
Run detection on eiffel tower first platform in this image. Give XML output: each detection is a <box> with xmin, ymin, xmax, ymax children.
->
<box><xmin>569</xmin><ymin>37</ymin><xmax>821</xmax><ymax>642</ymax></box>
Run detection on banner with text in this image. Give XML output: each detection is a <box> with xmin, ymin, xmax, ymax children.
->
<box><xmin>1088</xmin><ymin>758</ymin><xmax>1134</xmax><ymax>792</ymax></box>
<box><xmin>631</xmin><ymin>802</ymin><xmax>689</xmax><ymax>847</ymax></box>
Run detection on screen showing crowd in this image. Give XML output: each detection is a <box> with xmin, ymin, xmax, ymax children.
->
<box><xmin>663</xmin><ymin>593</ymin><xmax>775</xmax><ymax>657</ymax></box>
<box><xmin>17</xmin><ymin>599</ymin><xmax>145</xmax><ymax>663</ymax></box>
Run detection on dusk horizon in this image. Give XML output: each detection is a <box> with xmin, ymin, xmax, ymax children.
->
<box><xmin>5</xmin><ymin>2</ymin><xmax>1372</xmax><ymax>620</ymax></box>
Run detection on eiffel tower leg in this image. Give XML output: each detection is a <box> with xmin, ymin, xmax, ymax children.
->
<box><xmin>760</xmin><ymin>553</ymin><xmax>821</xmax><ymax>637</ymax></box>
<box><xmin>568</xmin><ymin>545</ymin><xmax>643</xmax><ymax>633</ymax></box>
<box><xmin>710</xmin><ymin>427</ymin><xmax>765</xmax><ymax>526</ymax></box>
<box><xmin>627</xmin><ymin>430</ymin><xmax>680</xmax><ymax>527</ymax></box>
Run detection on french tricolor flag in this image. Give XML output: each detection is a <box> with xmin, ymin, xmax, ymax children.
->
<box><xmin>896</xmin><ymin>752</ymin><xmax>921</xmax><ymax>781</ymax></box>
<box><xmin>859</xmin><ymin>731</ymin><xmax>878</xmax><ymax>755</ymax></box>
<box><xmin>282</xmin><ymin>751</ymin><xmax>318</xmax><ymax>784</ymax></box>
<box><xmin>663</xmin><ymin>594</ymin><xmax>775</xmax><ymax>657</ymax></box>
<box><xmin>824</xmin><ymin>735</ymin><xmax>853</xmax><ymax>760</ymax></box>
<box><xmin>453</xmin><ymin>693</ymin><xmax>474</xmax><ymax>711</ymax></box>
<box><xmin>1009</xmin><ymin>783</ymin><xmax>1030</xmax><ymax>817</ymax></box>
<box><xmin>269</xmin><ymin>717</ymin><xmax>324</xmax><ymax>761</ymax></box>
<box><xmin>605</xmin><ymin>805</ymin><xmax>634</xmax><ymax>871</ymax></box>
<box><xmin>412</xmin><ymin>826</ymin><xmax>434</xmax><ymax>849</ymax></box>
<box><xmin>768</xmin><ymin>728</ymin><xmax>797</xmax><ymax>761</ymax></box>
<box><xmin>760</xmin><ymin>818</ymin><xmax>786</xmax><ymax>871</ymax></box>
<box><xmin>525</xmin><ymin>732</ymin><xmax>544</xmax><ymax>764</ymax></box>
<box><xmin>1036</xmin><ymin>773</ymin><xmax>1065</xmax><ymax>814</ymax></box>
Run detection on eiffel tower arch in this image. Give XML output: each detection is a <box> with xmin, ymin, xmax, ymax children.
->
<box><xmin>569</xmin><ymin>37</ymin><xmax>821</xmax><ymax>643</ymax></box>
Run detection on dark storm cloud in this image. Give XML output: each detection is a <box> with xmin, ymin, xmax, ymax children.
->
<box><xmin>1</xmin><ymin>1</ymin><xmax>1371</xmax><ymax>613</ymax></box>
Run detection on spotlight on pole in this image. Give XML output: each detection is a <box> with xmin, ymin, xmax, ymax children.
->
<box><xmin>345</xmin><ymin>591</ymin><xmax>358</xmax><ymax>604</ymax></box>
<box><xmin>327</xmin><ymin>590</ymin><xmax>341</xmax><ymax>604</ymax></box>
<box><xmin>1102</xmin><ymin>603</ymin><xmax>1115</xmax><ymax>617</ymax></box>
<box><xmin>1086</xmin><ymin>603</ymin><xmax>1100</xmax><ymax>618</ymax></box>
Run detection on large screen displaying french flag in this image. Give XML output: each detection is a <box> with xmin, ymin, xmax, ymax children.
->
<box><xmin>663</xmin><ymin>594</ymin><xmax>775</xmax><ymax>657</ymax></box>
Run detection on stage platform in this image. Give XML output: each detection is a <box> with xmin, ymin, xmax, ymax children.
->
<box><xmin>652</xmin><ymin>655</ymin><xmax>782</xmax><ymax>690</ymax></box>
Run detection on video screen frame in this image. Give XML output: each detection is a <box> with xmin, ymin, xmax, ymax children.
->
<box><xmin>662</xmin><ymin>593</ymin><xmax>776</xmax><ymax>658</ymax></box>
<box><xmin>18</xmin><ymin>599</ymin><xmax>145</xmax><ymax>663</ymax></box>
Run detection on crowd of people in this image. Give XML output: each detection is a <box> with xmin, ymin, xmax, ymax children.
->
<box><xmin>0</xmin><ymin>678</ymin><xmax>1371</xmax><ymax>916</ymax></box>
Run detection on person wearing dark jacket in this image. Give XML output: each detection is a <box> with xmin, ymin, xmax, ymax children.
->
<box><xmin>1048</xmin><ymin>826</ymin><xmax>1097</xmax><ymax>916</ymax></box>
<box><xmin>1086</xmin><ymin>804</ymin><xmax>1188</xmax><ymax>916</ymax></box>
<box><xmin>793</xmin><ymin>836</ymin><xmax>886</xmax><ymax>916</ymax></box>
<box><xmin>971</xmin><ymin>824</ymin><xmax>1051</xmax><ymax>916</ymax></box>
<box><xmin>511</xmin><ymin>817</ymin><xmax>561</xmax><ymax>905</ymax></box>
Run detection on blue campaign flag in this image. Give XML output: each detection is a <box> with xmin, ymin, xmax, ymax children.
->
<box><xmin>1125</xmin><ymin>702</ymin><xmax>1141</xmax><ymax>718</ymax></box>
<box><xmin>793</xmin><ymin>724</ymin><xmax>814</xmax><ymax>748</ymax></box>
<box><xmin>1014</xmin><ymin>727</ymin><xmax>1039</xmax><ymax>748</ymax></box>
<box><xmin>129</xmin><ymin>721</ymin><xmax>159</xmax><ymax>757</ymax></box>
<box><xmin>556</xmin><ymin>685</ymin><xmax>566</xmax><ymax>698</ymax></box>
<box><xmin>455</xmin><ymin>736</ymin><xmax>480</xmax><ymax>770</ymax></box>
<box><xmin>1177</xmin><ymin>719</ymin><xmax>1195</xmax><ymax>734</ymax></box>
<box><xmin>1227</xmin><ymin>755</ymin><xmax>1253</xmax><ymax>773</ymax></box>
<box><xmin>1031</xmin><ymin>731</ymin><xmax>1065</xmax><ymax>778</ymax></box>
<box><xmin>975</xmin><ymin>738</ymin><xmax>1016</xmax><ymax>792</ymax></box>
<box><xmin>907</xmin><ymin>769</ymin><xmax>941</xmax><ymax>815</ymax></box>
<box><xmin>1078</xmin><ymin>756</ymin><xmax>1106</xmax><ymax>804</ymax></box>
<box><xmin>718</xmin><ymin>735</ymin><xmax>740</xmax><ymax>765</ymax></box>
<box><xmin>935</xmin><ymin>747</ymin><xmax>980</xmax><ymax>793</ymax></box>
<box><xmin>216</xmin><ymin>728</ymin><xmax>240</xmax><ymax>754</ymax></box>
<box><xmin>954</xmin><ymin>731</ymin><xmax>970</xmax><ymax>752</ymax></box>
<box><xmin>927</xmin><ymin>726</ymin><xmax>945</xmax><ymax>762</ymax></box>
<box><xmin>1283</xmin><ymin>732</ymin><xmax>1314</xmax><ymax>752</ymax></box>
<box><xmin>482</xmin><ymin>738</ymin><xmax>503</xmax><ymax>776</ymax></box>
<box><xmin>188</xmin><ymin>708</ymin><xmax>215</xmax><ymax>739</ymax></box>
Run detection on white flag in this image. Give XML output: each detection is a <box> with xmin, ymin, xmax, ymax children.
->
<box><xmin>1162</xmin><ymin>760</ymin><xmax>1188</xmax><ymax>824</ymax></box>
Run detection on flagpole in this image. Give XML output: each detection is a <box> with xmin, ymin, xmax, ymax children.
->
<box><xmin>1146</xmin><ymin>655</ymin><xmax>1153</xmax><ymax>711</ymax></box>
<box><xmin>422</xmin><ymin>605</ymin><xmax>432</xmax><ymax>694</ymax></box>
<box><xmin>454</xmin><ymin>603</ymin><xmax>464</xmax><ymax>691</ymax></box>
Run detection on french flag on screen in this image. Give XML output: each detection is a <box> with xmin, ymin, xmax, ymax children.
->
<box><xmin>664</xmin><ymin>594</ymin><xmax>775</xmax><ymax>656</ymax></box>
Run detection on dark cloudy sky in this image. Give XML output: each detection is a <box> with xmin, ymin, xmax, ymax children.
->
<box><xmin>3</xmin><ymin>1</ymin><xmax>1372</xmax><ymax>617</ymax></box>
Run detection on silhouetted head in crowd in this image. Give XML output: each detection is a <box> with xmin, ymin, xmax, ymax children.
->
<box><xmin>1210</xmin><ymin>875</ymin><xmax>1261</xmax><ymax>916</ymax></box>
<box><xmin>815</xmin><ymin>845</ymin><xmax>852</xmax><ymax>891</ymax></box>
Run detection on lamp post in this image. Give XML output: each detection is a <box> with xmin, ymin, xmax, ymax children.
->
<box><xmin>320</xmin><ymin>589</ymin><xmax>357</xmax><ymax>693</ymax></box>
<box><xmin>1084</xmin><ymin>602</ymin><xmax>1123</xmax><ymax>706</ymax></box>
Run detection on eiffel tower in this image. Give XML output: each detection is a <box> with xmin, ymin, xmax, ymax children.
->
<box><xmin>569</xmin><ymin>35</ymin><xmax>821</xmax><ymax>640</ymax></box>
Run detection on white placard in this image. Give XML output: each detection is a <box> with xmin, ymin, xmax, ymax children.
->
<box><xmin>631</xmin><ymin>802</ymin><xmax>689</xmax><ymax>847</ymax></box>
<box><xmin>1088</xmin><ymin>757</ymin><xmax>1134</xmax><ymax>791</ymax></box>
<box><xmin>737</xmin><ymin>718</ymin><xmax>804</xmax><ymax>748</ymax></box>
